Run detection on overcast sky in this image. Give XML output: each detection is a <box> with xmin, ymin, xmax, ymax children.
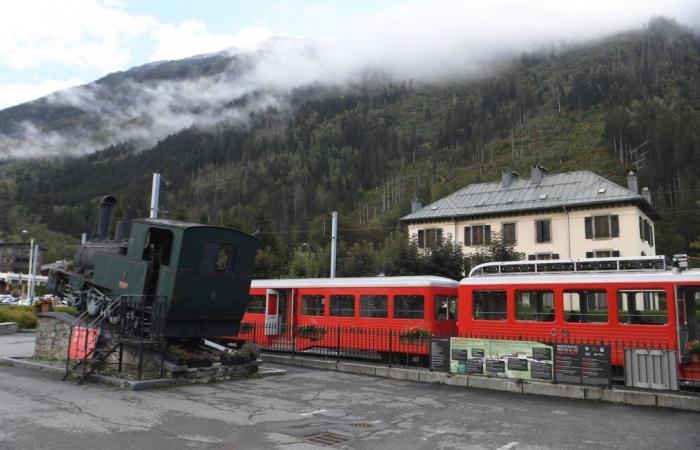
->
<box><xmin>1</xmin><ymin>0</ymin><xmax>699</xmax><ymax>110</ymax></box>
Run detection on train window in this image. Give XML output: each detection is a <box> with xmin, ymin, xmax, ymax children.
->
<box><xmin>564</xmin><ymin>290</ymin><xmax>608</xmax><ymax>323</ymax></box>
<box><xmin>247</xmin><ymin>295</ymin><xmax>266</xmax><ymax>314</ymax></box>
<box><xmin>617</xmin><ymin>290</ymin><xmax>668</xmax><ymax>325</ymax></box>
<box><xmin>330</xmin><ymin>295</ymin><xmax>355</xmax><ymax>317</ymax></box>
<box><xmin>515</xmin><ymin>290</ymin><xmax>554</xmax><ymax>322</ymax></box>
<box><xmin>435</xmin><ymin>295</ymin><xmax>458</xmax><ymax>320</ymax></box>
<box><xmin>301</xmin><ymin>295</ymin><xmax>325</xmax><ymax>316</ymax></box>
<box><xmin>200</xmin><ymin>242</ymin><xmax>237</xmax><ymax>273</ymax></box>
<box><xmin>394</xmin><ymin>295</ymin><xmax>424</xmax><ymax>319</ymax></box>
<box><xmin>472</xmin><ymin>290</ymin><xmax>507</xmax><ymax>320</ymax></box>
<box><xmin>360</xmin><ymin>295</ymin><xmax>388</xmax><ymax>318</ymax></box>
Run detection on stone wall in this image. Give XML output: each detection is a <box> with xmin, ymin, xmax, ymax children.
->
<box><xmin>35</xmin><ymin>313</ymin><xmax>75</xmax><ymax>360</ymax></box>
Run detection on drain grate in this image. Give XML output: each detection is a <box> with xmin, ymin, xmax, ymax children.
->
<box><xmin>303</xmin><ymin>431</ymin><xmax>351</xmax><ymax>447</ymax></box>
<box><xmin>350</xmin><ymin>423</ymin><xmax>371</xmax><ymax>428</ymax></box>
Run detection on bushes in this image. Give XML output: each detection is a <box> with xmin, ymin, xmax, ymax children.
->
<box><xmin>0</xmin><ymin>306</ymin><xmax>37</xmax><ymax>329</ymax></box>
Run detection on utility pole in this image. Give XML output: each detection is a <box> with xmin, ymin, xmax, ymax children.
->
<box><xmin>27</xmin><ymin>239</ymin><xmax>34</xmax><ymax>301</ymax></box>
<box><xmin>29</xmin><ymin>242</ymin><xmax>38</xmax><ymax>302</ymax></box>
<box><xmin>150</xmin><ymin>173</ymin><xmax>161</xmax><ymax>219</ymax></box>
<box><xmin>330</xmin><ymin>211</ymin><xmax>338</xmax><ymax>278</ymax></box>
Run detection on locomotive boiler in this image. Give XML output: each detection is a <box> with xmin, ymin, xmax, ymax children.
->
<box><xmin>50</xmin><ymin>195</ymin><xmax>258</xmax><ymax>338</ymax></box>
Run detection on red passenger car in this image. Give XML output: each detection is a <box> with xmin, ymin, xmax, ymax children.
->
<box><xmin>235</xmin><ymin>276</ymin><xmax>458</xmax><ymax>356</ymax></box>
<box><xmin>459</xmin><ymin>257</ymin><xmax>700</xmax><ymax>383</ymax></box>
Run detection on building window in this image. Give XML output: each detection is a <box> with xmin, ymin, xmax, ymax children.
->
<box><xmin>247</xmin><ymin>295</ymin><xmax>266</xmax><ymax>314</ymax></box>
<box><xmin>535</xmin><ymin>219</ymin><xmax>551</xmax><ymax>243</ymax></box>
<box><xmin>617</xmin><ymin>290</ymin><xmax>668</xmax><ymax>325</ymax></box>
<box><xmin>563</xmin><ymin>290</ymin><xmax>608</xmax><ymax>323</ymax></box>
<box><xmin>435</xmin><ymin>295</ymin><xmax>458</xmax><ymax>320</ymax></box>
<box><xmin>417</xmin><ymin>228</ymin><xmax>443</xmax><ymax>248</ymax></box>
<box><xmin>472</xmin><ymin>290</ymin><xmax>507</xmax><ymax>320</ymax></box>
<box><xmin>464</xmin><ymin>225</ymin><xmax>491</xmax><ymax>246</ymax></box>
<box><xmin>330</xmin><ymin>295</ymin><xmax>355</xmax><ymax>317</ymax></box>
<box><xmin>586</xmin><ymin>250</ymin><xmax>620</xmax><ymax>258</ymax></box>
<box><xmin>528</xmin><ymin>253</ymin><xmax>559</xmax><ymax>261</ymax></box>
<box><xmin>360</xmin><ymin>294</ymin><xmax>388</xmax><ymax>318</ymax></box>
<box><xmin>394</xmin><ymin>295</ymin><xmax>424</xmax><ymax>319</ymax></box>
<box><xmin>502</xmin><ymin>223</ymin><xmax>516</xmax><ymax>245</ymax></box>
<box><xmin>585</xmin><ymin>215</ymin><xmax>619</xmax><ymax>239</ymax></box>
<box><xmin>639</xmin><ymin>217</ymin><xmax>654</xmax><ymax>246</ymax></box>
<box><xmin>515</xmin><ymin>290</ymin><xmax>555</xmax><ymax>322</ymax></box>
<box><xmin>301</xmin><ymin>295</ymin><xmax>325</xmax><ymax>316</ymax></box>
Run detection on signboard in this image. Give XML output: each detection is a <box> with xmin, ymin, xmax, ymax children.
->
<box><xmin>554</xmin><ymin>344</ymin><xmax>611</xmax><ymax>386</ymax></box>
<box><xmin>429</xmin><ymin>337</ymin><xmax>451</xmax><ymax>372</ymax></box>
<box><xmin>450</xmin><ymin>338</ymin><xmax>554</xmax><ymax>382</ymax></box>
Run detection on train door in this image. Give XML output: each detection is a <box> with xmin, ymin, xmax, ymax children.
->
<box><xmin>264</xmin><ymin>289</ymin><xmax>280</xmax><ymax>335</ymax></box>
<box><xmin>677</xmin><ymin>286</ymin><xmax>700</xmax><ymax>354</ymax></box>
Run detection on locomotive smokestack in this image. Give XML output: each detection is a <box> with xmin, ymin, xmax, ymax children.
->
<box><xmin>97</xmin><ymin>195</ymin><xmax>117</xmax><ymax>241</ymax></box>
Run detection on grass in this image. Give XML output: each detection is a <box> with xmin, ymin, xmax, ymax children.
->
<box><xmin>0</xmin><ymin>305</ymin><xmax>77</xmax><ymax>329</ymax></box>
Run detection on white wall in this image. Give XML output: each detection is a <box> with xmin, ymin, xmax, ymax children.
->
<box><xmin>407</xmin><ymin>204</ymin><xmax>655</xmax><ymax>259</ymax></box>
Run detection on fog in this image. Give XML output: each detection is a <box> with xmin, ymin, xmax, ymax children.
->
<box><xmin>1</xmin><ymin>0</ymin><xmax>698</xmax><ymax>159</ymax></box>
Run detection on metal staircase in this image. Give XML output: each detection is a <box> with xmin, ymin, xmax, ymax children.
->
<box><xmin>63</xmin><ymin>294</ymin><xmax>168</xmax><ymax>384</ymax></box>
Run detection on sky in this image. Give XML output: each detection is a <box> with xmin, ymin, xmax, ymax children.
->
<box><xmin>1</xmin><ymin>0</ymin><xmax>699</xmax><ymax>110</ymax></box>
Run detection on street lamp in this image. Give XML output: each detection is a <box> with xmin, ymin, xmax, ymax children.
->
<box><xmin>21</xmin><ymin>230</ymin><xmax>37</xmax><ymax>303</ymax></box>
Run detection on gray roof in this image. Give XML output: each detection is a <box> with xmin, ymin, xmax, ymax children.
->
<box><xmin>401</xmin><ymin>170</ymin><xmax>658</xmax><ymax>222</ymax></box>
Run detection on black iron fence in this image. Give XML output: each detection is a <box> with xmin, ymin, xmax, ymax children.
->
<box><xmin>238</xmin><ymin>322</ymin><xmax>700</xmax><ymax>393</ymax></box>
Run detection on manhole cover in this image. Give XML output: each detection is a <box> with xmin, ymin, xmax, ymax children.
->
<box><xmin>303</xmin><ymin>431</ymin><xmax>351</xmax><ymax>447</ymax></box>
<box><xmin>350</xmin><ymin>423</ymin><xmax>371</xmax><ymax>428</ymax></box>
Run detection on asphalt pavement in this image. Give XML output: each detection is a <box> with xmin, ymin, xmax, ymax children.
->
<box><xmin>0</xmin><ymin>334</ymin><xmax>698</xmax><ymax>450</ymax></box>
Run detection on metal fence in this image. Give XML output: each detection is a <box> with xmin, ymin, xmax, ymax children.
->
<box><xmin>238</xmin><ymin>322</ymin><xmax>700</xmax><ymax>393</ymax></box>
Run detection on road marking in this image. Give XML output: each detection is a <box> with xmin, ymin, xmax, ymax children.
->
<box><xmin>300</xmin><ymin>409</ymin><xmax>327</xmax><ymax>416</ymax></box>
<box><xmin>497</xmin><ymin>442</ymin><xmax>518</xmax><ymax>450</ymax></box>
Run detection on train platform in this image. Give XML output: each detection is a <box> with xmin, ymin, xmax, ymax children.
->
<box><xmin>1</xmin><ymin>334</ymin><xmax>699</xmax><ymax>450</ymax></box>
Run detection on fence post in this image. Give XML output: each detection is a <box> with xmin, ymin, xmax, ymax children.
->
<box><xmin>389</xmin><ymin>329</ymin><xmax>393</xmax><ymax>368</ymax></box>
<box><xmin>291</xmin><ymin>324</ymin><xmax>296</xmax><ymax>359</ymax></box>
<box><xmin>336</xmin><ymin>326</ymin><xmax>341</xmax><ymax>363</ymax></box>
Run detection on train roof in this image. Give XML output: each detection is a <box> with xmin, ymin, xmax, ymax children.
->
<box><xmin>459</xmin><ymin>270</ymin><xmax>700</xmax><ymax>286</ymax></box>
<box><xmin>251</xmin><ymin>276</ymin><xmax>459</xmax><ymax>289</ymax></box>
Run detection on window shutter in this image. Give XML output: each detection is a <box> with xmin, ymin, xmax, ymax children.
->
<box><xmin>484</xmin><ymin>225</ymin><xmax>491</xmax><ymax>244</ymax></box>
<box><xmin>543</xmin><ymin>220</ymin><xmax>551</xmax><ymax>242</ymax></box>
<box><xmin>586</xmin><ymin>251</ymin><xmax>594</xmax><ymax>258</ymax></box>
<box><xmin>612</xmin><ymin>250</ymin><xmax>620</xmax><ymax>257</ymax></box>
<box><xmin>585</xmin><ymin>217</ymin><xmax>593</xmax><ymax>239</ymax></box>
<box><xmin>463</xmin><ymin>227</ymin><xmax>471</xmax><ymax>246</ymax></box>
<box><xmin>639</xmin><ymin>217</ymin><xmax>644</xmax><ymax>240</ymax></box>
<box><xmin>535</xmin><ymin>221</ymin><xmax>542</xmax><ymax>243</ymax></box>
<box><xmin>611</xmin><ymin>215</ymin><xmax>619</xmax><ymax>237</ymax></box>
<box><xmin>436</xmin><ymin>228</ymin><xmax>443</xmax><ymax>245</ymax></box>
<box><xmin>417</xmin><ymin>230</ymin><xmax>424</xmax><ymax>248</ymax></box>
<box><xmin>648</xmin><ymin>224</ymin><xmax>654</xmax><ymax>246</ymax></box>
<box><xmin>528</xmin><ymin>254</ymin><xmax>536</xmax><ymax>261</ymax></box>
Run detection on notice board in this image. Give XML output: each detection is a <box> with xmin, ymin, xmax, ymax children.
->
<box><xmin>554</xmin><ymin>344</ymin><xmax>611</xmax><ymax>386</ymax></box>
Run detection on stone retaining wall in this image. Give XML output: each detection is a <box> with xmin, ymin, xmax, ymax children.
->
<box><xmin>34</xmin><ymin>313</ymin><xmax>75</xmax><ymax>360</ymax></box>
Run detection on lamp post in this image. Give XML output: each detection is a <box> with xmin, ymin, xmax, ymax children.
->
<box><xmin>21</xmin><ymin>230</ymin><xmax>37</xmax><ymax>303</ymax></box>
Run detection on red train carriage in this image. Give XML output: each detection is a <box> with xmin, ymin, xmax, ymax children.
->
<box><xmin>459</xmin><ymin>257</ymin><xmax>700</xmax><ymax>383</ymax></box>
<box><xmin>234</xmin><ymin>276</ymin><xmax>458</xmax><ymax>357</ymax></box>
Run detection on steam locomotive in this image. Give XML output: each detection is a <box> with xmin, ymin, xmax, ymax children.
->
<box><xmin>50</xmin><ymin>195</ymin><xmax>259</xmax><ymax>338</ymax></box>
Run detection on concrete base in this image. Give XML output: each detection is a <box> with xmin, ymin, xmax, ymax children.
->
<box><xmin>261</xmin><ymin>353</ymin><xmax>700</xmax><ymax>412</ymax></box>
<box><xmin>0</xmin><ymin>322</ymin><xmax>19</xmax><ymax>335</ymax></box>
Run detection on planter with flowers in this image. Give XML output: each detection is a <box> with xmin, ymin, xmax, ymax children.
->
<box><xmin>687</xmin><ymin>339</ymin><xmax>700</xmax><ymax>363</ymax></box>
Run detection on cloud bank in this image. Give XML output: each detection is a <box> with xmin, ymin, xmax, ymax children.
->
<box><xmin>0</xmin><ymin>0</ymin><xmax>698</xmax><ymax>159</ymax></box>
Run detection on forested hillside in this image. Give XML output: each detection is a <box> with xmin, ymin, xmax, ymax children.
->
<box><xmin>1</xmin><ymin>18</ymin><xmax>699</xmax><ymax>274</ymax></box>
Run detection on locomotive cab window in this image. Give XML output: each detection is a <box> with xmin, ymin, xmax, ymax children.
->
<box><xmin>473</xmin><ymin>290</ymin><xmax>507</xmax><ymax>320</ymax></box>
<box><xmin>247</xmin><ymin>295</ymin><xmax>266</xmax><ymax>314</ymax></box>
<box><xmin>199</xmin><ymin>242</ymin><xmax>237</xmax><ymax>273</ymax></box>
<box><xmin>394</xmin><ymin>295</ymin><xmax>424</xmax><ymax>319</ymax></box>
<box><xmin>564</xmin><ymin>290</ymin><xmax>608</xmax><ymax>323</ymax></box>
<box><xmin>360</xmin><ymin>295</ymin><xmax>388</xmax><ymax>318</ymax></box>
<box><xmin>435</xmin><ymin>295</ymin><xmax>458</xmax><ymax>320</ymax></box>
<box><xmin>301</xmin><ymin>295</ymin><xmax>325</xmax><ymax>316</ymax></box>
<box><xmin>330</xmin><ymin>295</ymin><xmax>355</xmax><ymax>317</ymax></box>
<box><xmin>515</xmin><ymin>290</ymin><xmax>554</xmax><ymax>322</ymax></box>
<box><xmin>617</xmin><ymin>290</ymin><xmax>668</xmax><ymax>325</ymax></box>
<box><xmin>142</xmin><ymin>228</ymin><xmax>173</xmax><ymax>266</ymax></box>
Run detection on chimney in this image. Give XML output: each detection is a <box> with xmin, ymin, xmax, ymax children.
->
<box><xmin>627</xmin><ymin>169</ymin><xmax>638</xmax><ymax>193</ymax></box>
<box><xmin>530</xmin><ymin>164</ymin><xmax>548</xmax><ymax>184</ymax></box>
<box><xmin>641</xmin><ymin>187</ymin><xmax>652</xmax><ymax>205</ymax></box>
<box><xmin>501</xmin><ymin>170</ymin><xmax>519</xmax><ymax>188</ymax></box>
<box><xmin>411</xmin><ymin>198</ymin><xmax>423</xmax><ymax>213</ymax></box>
<box><xmin>96</xmin><ymin>195</ymin><xmax>117</xmax><ymax>241</ymax></box>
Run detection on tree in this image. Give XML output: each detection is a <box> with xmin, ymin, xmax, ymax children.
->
<box><xmin>424</xmin><ymin>237</ymin><xmax>466</xmax><ymax>280</ymax></box>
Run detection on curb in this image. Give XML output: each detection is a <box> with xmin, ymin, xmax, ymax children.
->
<box><xmin>261</xmin><ymin>353</ymin><xmax>700</xmax><ymax>413</ymax></box>
<box><xmin>1</xmin><ymin>356</ymin><xmax>286</xmax><ymax>390</ymax></box>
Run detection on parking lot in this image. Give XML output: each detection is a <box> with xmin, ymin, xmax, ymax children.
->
<box><xmin>0</xmin><ymin>334</ymin><xmax>698</xmax><ymax>450</ymax></box>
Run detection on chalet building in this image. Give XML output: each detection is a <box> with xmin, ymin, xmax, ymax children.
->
<box><xmin>401</xmin><ymin>167</ymin><xmax>658</xmax><ymax>260</ymax></box>
<box><xmin>0</xmin><ymin>242</ymin><xmax>44</xmax><ymax>273</ymax></box>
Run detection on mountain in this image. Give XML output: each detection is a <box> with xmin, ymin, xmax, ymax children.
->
<box><xmin>1</xmin><ymin>17</ymin><xmax>699</xmax><ymax>273</ymax></box>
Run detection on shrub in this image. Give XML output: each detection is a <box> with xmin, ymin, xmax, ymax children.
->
<box><xmin>0</xmin><ymin>306</ymin><xmax>37</xmax><ymax>329</ymax></box>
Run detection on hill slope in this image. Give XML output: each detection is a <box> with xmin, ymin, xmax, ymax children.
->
<box><xmin>1</xmin><ymin>18</ymin><xmax>699</xmax><ymax>272</ymax></box>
